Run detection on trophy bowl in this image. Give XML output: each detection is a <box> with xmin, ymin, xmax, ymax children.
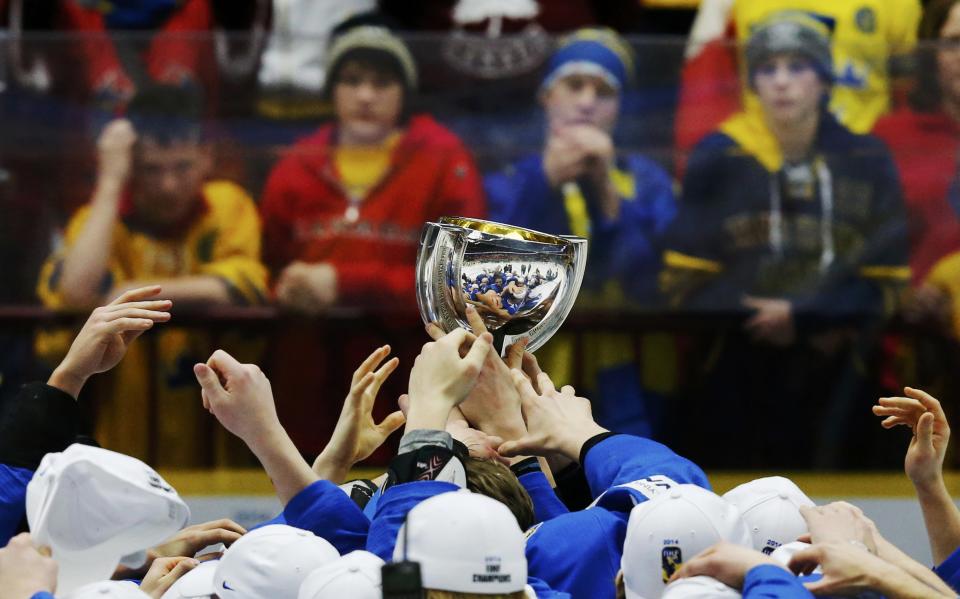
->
<box><xmin>416</xmin><ymin>217</ymin><xmax>588</xmax><ymax>353</ymax></box>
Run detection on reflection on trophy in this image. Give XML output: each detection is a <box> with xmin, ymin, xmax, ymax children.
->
<box><xmin>417</xmin><ymin>217</ymin><xmax>587</xmax><ymax>352</ymax></box>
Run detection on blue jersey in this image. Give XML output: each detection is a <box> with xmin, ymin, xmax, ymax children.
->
<box><xmin>518</xmin><ymin>469</ymin><xmax>569</xmax><ymax>525</ymax></box>
<box><xmin>282</xmin><ymin>479</ymin><xmax>370</xmax><ymax>554</ymax></box>
<box><xmin>524</xmin><ymin>434</ymin><xmax>709</xmax><ymax>599</ymax></box>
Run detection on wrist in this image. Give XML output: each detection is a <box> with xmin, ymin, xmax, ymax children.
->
<box><xmin>246</xmin><ymin>423</ymin><xmax>292</xmax><ymax>459</ymax></box>
<box><xmin>47</xmin><ymin>366</ymin><xmax>86</xmax><ymax>400</ymax></box>
<box><xmin>404</xmin><ymin>397</ymin><xmax>455</xmax><ymax>433</ymax></box>
<box><xmin>913</xmin><ymin>474</ymin><xmax>949</xmax><ymax>498</ymax></box>
<box><xmin>313</xmin><ymin>449</ymin><xmax>351</xmax><ymax>483</ymax></box>
<box><xmin>562</xmin><ymin>423</ymin><xmax>610</xmax><ymax>463</ymax></box>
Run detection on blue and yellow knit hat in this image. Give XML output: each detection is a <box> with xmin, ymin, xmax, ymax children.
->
<box><xmin>541</xmin><ymin>28</ymin><xmax>635</xmax><ymax>93</ymax></box>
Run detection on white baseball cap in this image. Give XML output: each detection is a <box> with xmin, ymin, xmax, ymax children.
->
<box><xmin>161</xmin><ymin>559</ymin><xmax>218</xmax><ymax>599</ymax></box>
<box><xmin>622</xmin><ymin>484</ymin><xmax>752</xmax><ymax>599</ymax></box>
<box><xmin>298</xmin><ymin>550</ymin><xmax>384</xmax><ymax>599</ymax></box>
<box><xmin>722</xmin><ymin>477</ymin><xmax>814</xmax><ymax>554</ymax></box>
<box><xmin>393</xmin><ymin>491</ymin><xmax>527</xmax><ymax>594</ymax></box>
<box><xmin>661</xmin><ymin>575</ymin><xmax>742</xmax><ymax>599</ymax></box>
<box><xmin>214</xmin><ymin>524</ymin><xmax>340</xmax><ymax>599</ymax></box>
<box><xmin>26</xmin><ymin>444</ymin><xmax>190</xmax><ymax>594</ymax></box>
<box><xmin>62</xmin><ymin>580</ymin><xmax>151</xmax><ymax>599</ymax></box>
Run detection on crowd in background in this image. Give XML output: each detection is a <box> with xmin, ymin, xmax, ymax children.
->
<box><xmin>1</xmin><ymin>0</ymin><xmax>960</xmax><ymax>471</ymax></box>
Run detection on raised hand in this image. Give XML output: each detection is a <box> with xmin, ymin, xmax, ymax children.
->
<box><xmin>431</xmin><ymin>306</ymin><xmax>527</xmax><ymax>441</ymax></box>
<box><xmin>498</xmin><ymin>368</ymin><xmax>606</xmax><ymax>461</ymax></box>
<box><xmin>49</xmin><ymin>286</ymin><xmax>172</xmax><ymax>398</ymax></box>
<box><xmin>873</xmin><ymin>387</ymin><xmax>950</xmax><ymax>489</ymax></box>
<box><xmin>194</xmin><ymin>350</ymin><xmax>317</xmax><ymax>505</ymax></box>
<box><xmin>405</xmin><ymin>328</ymin><xmax>493</xmax><ymax>432</ymax></box>
<box><xmin>193</xmin><ymin>350</ymin><xmax>281</xmax><ymax>450</ymax></box>
<box><xmin>313</xmin><ymin>345</ymin><xmax>406</xmax><ymax>483</ymax></box>
<box><xmin>97</xmin><ymin>118</ymin><xmax>137</xmax><ymax>186</ymax></box>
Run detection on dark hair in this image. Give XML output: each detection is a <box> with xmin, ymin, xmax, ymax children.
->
<box><xmin>126</xmin><ymin>84</ymin><xmax>204</xmax><ymax>144</ymax></box>
<box><xmin>463</xmin><ymin>457</ymin><xmax>535</xmax><ymax>532</ymax></box>
<box><xmin>910</xmin><ymin>0</ymin><xmax>960</xmax><ymax>111</ymax></box>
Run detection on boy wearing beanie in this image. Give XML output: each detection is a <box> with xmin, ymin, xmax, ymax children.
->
<box><xmin>660</xmin><ymin>13</ymin><xmax>909</xmax><ymax>468</ymax></box>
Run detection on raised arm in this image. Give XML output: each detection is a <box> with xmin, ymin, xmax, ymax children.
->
<box><xmin>873</xmin><ymin>387</ymin><xmax>960</xmax><ymax>565</ymax></box>
<box><xmin>58</xmin><ymin>120</ymin><xmax>136</xmax><ymax>306</ymax></box>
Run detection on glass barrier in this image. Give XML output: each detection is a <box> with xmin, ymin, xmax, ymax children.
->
<box><xmin>0</xmin><ymin>30</ymin><xmax>957</xmax><ymax>470</ymax></box>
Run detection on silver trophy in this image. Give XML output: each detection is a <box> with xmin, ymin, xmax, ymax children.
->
<box><xmin>416</xmin><ymin>217</ymin><xmax>587</xmax><ymax>352</ymax></box>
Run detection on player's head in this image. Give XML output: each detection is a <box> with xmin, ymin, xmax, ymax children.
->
<box><xmin>394</xmin><ymin>492</ymin><xmax>528</xmax><ymax>598</ymax></box>
<box><xmin>746</xmin><ymin>13</ymin><xmax>833</xmax><ymax>127</ymax></box>
<box><xmin>126</xmin><ymin>85</ymin><xmax>210</xmax><ymax>229</ymax></box>
<box><xmin>464</xmin><ymin>457</ymin><xmax>535</xmax><ymax>532</ymax></box>
<box><xmin>325</xmin><ymin>26</ymin><xmax>416</xmax><ymax>145</ymax></box>
<box><xmin>722</xmin><ymin>476</ymin><xmax>814</xmax><ymax>555</ymax></box>
<box><xmin>619</xmin><ymin>485</ymin><xmax>752</xmax><ymax>599</ymax></box>
<box><xmin>540</xmin><ymin>28</ymin><xmax>633</xmax><ymax>133</ymax></box>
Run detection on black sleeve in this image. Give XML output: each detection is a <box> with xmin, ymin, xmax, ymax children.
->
<box><xmin>0</xmin><ymin>382</ymin><xmax>80</xmax><ymax>469</ymax></box>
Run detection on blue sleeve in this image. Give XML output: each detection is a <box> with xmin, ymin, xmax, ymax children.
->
<box><xmin>31</xmin><ymin>593</ymin><xmax>56</xmax><ymax>599</ymax></box>
<box><xmin>519</xmin><ymin>470</ymin><xmax>569</xmax><ymax>525</ymax></box>
<box><xmin>583</xmin><ymin>434</ymin><xmax>709</xmax><ymax>500</ymax></box>
<box><xmin>934</xmin><ymin>545</ymin><xmax>960</xmax><ymax>592</ymax></box>
<box><xmin>527</xmin><ymin>576</ymin><xmax>573</xmax><ymax>599</ymax></box>
<box><xmin>525</xmin><ymin>508</ymin><xmax>627</xmax><ymax>599</ymax></box>
<box><xmin>743</xmin><ymin>565</ymin><xmax>814</xmax><ymax>598</ymax></box>
<box><xmin>365</xmin><ymin>481</ymin><xmax>459</xmax><ymax>561</ymax></box>
<box><xmin>283</xmin><ymin>480</ymin><xmax>369</xmax><ymax>554</ymax></box>
<box><xmin>0</xmin><ymin>465</ymin><xmax>33</xmax><ymax>547</ymax></box>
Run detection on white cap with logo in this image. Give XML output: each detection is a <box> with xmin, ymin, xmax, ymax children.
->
<box><xmin>26</xmin><ymin>444</ymin><xmax>190</xmax><ymax>594</ymax></box>
<box><xmin>661</xmin><ymin>575</ymin><xmax>742</xmax><ymax>599</ymax></box>
<box><xmin>62</xmin><ymin>580</ymin><xmax>151</xmax><ymax>599</ymax></box>
<box><xmin>393</xmin><ymin>490</ymin><xmax>527</xmax><ymax>594</ymax></box>
<box><xmin>161</xmin><ymin>559</ymin><xmax>218</xmax><ymax>599</ymax></box>
<box><xmin>298</xmin><ymin>550</ymin><xmax>384</xmax><ymax>599</ymax></box>
<box><xmin>622</xmin><ymin>484</ymin><xmax>752</xmax><ymax>599</ymax></box>
<box><xmin>723</xmin><ymin>477</ymin><xmax>814</xmax><ymax>555</ymax></box>
<box><xmin>214</xmin><ymin>524</ymin><xmax>340</xmax><ymax>599</ymax></box>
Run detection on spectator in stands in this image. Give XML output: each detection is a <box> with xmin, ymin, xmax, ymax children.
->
<box><xmin>36</xmin><ymin>85</ymin><xmax>267</xmax><ymax>466</ymax></box>
<box><xmin>484</xmin><ymin>27</ymin><xmax>676</xmax><ymax>439</ymax></box>
<box><xmin>675</xmin><ymin>0</ymin><xmax>921</xmax><ymax>176</ymax></box>
<box><xmin>58</xmin><ymin>0</ymin><xmax>216</xmax><ymax>109</ymax></box>
<box><xmin>258</xmin><ymin>26</ymin><xmax>484</xmax><ymax>461</ymax></box>
<box><xmin>875</xmin><ymin>0</ymin><xmax>960</xmax><ymax>337</ymax></box>
<box><xmin>260</xmin><ymin>25</ymin><xmax>485</xmax><ymax>314</ymax></box>
<box><xmin>661</xmin><ymin>13</ymin><xmax>909</xmax><ymax>467</ymax></box>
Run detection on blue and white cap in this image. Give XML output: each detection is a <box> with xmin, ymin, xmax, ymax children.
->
<box><xmin>541</xmin><ymin>27</ymin><xmax>635</xmax><ymax>92</ymax></box>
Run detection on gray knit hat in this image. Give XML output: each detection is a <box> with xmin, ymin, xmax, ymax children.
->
<box><xmin>745</xmin><ymin>13</ymin><xmax>834</xmax><ymax>87</ymax></box>
<box><xmin>325</xmin><ymin>26</ymin><xmax>418</xmax><ymax>90</ymax></box>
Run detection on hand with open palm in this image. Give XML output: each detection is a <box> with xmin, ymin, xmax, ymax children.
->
<box><xmin>49</xmin><ymin>286</ymin><xmax>171</xmax><ymax>398</ymax></box>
